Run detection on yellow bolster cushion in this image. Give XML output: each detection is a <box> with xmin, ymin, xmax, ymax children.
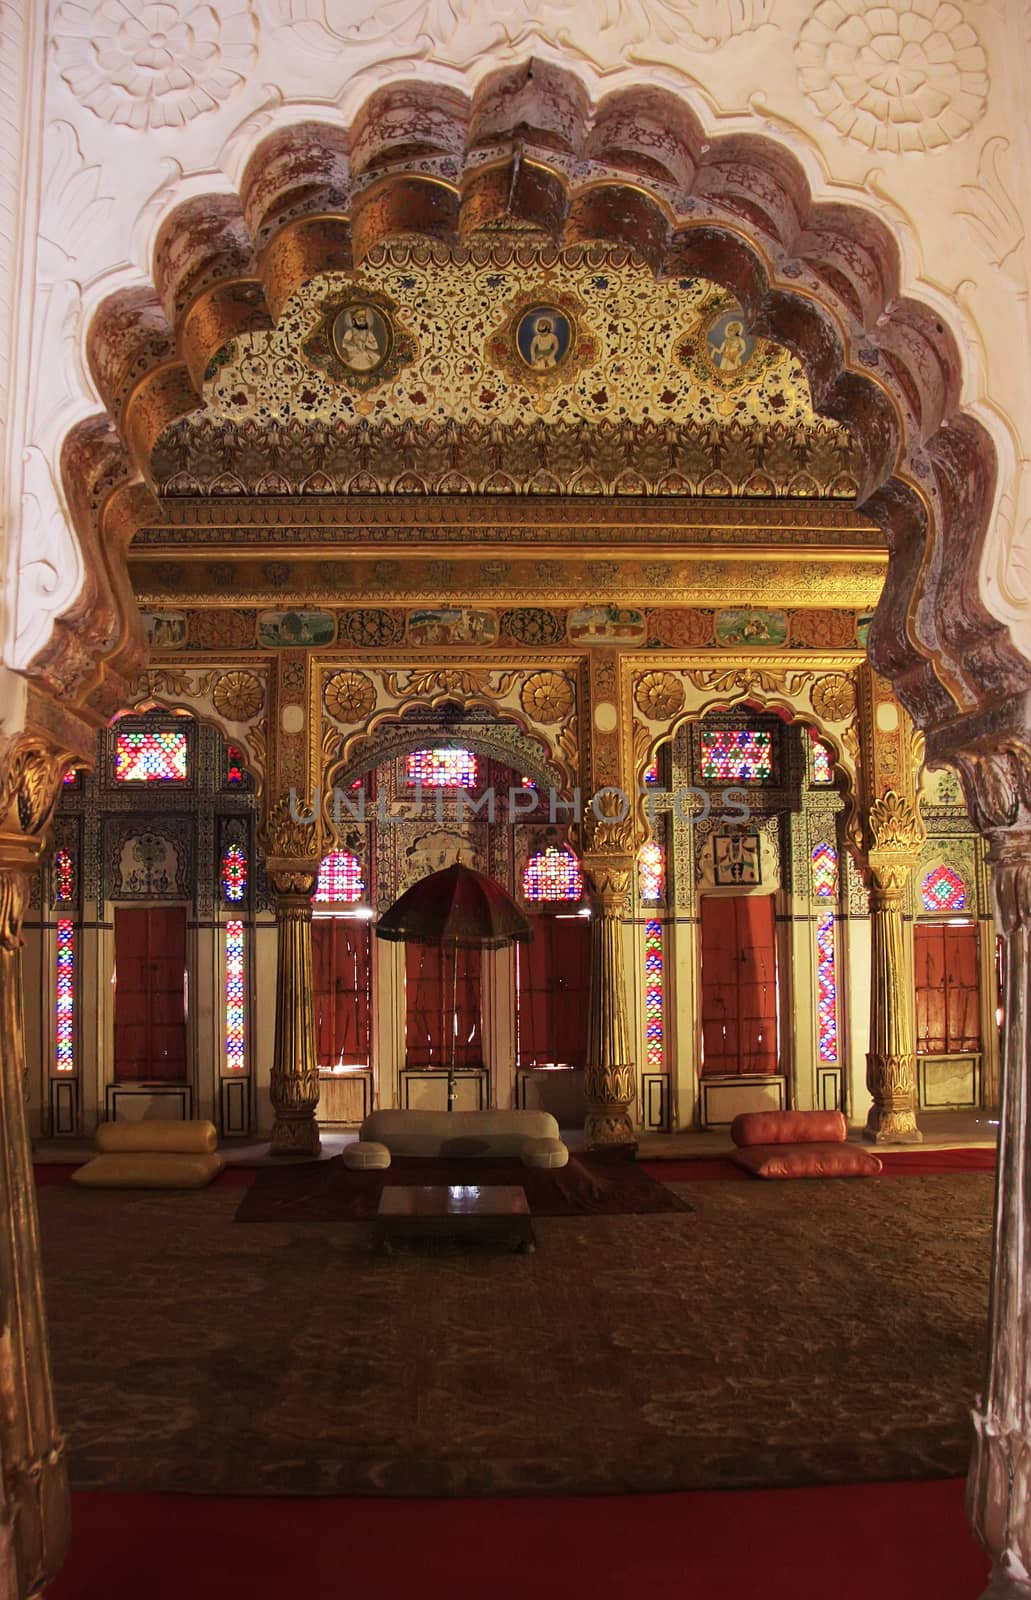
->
<box><xmin>94</xmin><ymin>1119</ymin><xmax>218</xmax><ymax>1155</ymax></box>
<box><xmin>72</xmin><ymin>1153</ymin><xmax>225</xmax><ymax>1189</ymax></box>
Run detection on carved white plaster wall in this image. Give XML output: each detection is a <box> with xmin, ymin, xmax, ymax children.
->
<box><xmin>2</xmin><ymin>0</ymin><xmax>1030</xmax><ymax>686</ymax></box>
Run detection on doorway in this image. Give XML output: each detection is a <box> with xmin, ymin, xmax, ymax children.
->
<box><xmin>113</xmin><ymin>907</ymin><xmax>188</xmax><ymax>1081</ymax></box>
<box><xmin>700</xmin><ymin>895</ymin><xmax>778</xmax><ymax>1076</ymax></box>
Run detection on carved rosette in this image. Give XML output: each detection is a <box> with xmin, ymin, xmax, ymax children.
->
<box><xmin>324</xmin><ymin>670</ymin><xmax>376</xmax><ymax>725</ymax></box>
<box><xmin>212</xmin><ymin>670</ymin><xmax>264</xmax><ymax>723</ymax></box>
<box><xmin>810</xmin><ymin>673</ymin><xmax>856</xmax><ymax>725</ymax></box>
<box><xmin>520</xmin><ymin>671</ymin><xmax>573</xmax><ymax>726</ymax></box>
<box><xmin>634</xmin><ymin>671</ymin><xmax>686</xmax><ymax>722</ymax></box>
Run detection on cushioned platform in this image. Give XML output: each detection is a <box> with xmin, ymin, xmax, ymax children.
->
<box><xmin>731</xmin><ymin>1110</ymin><xmax>847</xmax><ymax>1149</ymax></box>
<box><xmin>520</xmin><ymin>1137</ymin><xmax>570</xmax><ymax>1170</ymax></box>
<box><xmin>361</xmin><ymin>1108</ymin><xmax>563</xmax><ymax>1160</ymax></box>
<box><xmin>342</xmin><ymin>1141</ymin><xmax>391</xmax><ymax>1171</ymax></box>
<box><xmin>94</xmin><ymin>1119</ymin><xmax>218</xmax><ymax>1155</ymax></box>
<box><xmin>732</xmin><ymin>1143</ymin><xmax>883</xmax><ymax>1179</ymax></box>
<box><xmin>71</xmin><ymin>1152</ymin><xmax>225</xmax><ymax>1189</ymax></box>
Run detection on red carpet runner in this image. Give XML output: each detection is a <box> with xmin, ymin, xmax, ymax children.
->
<box><xmin>49</xmin><ymin>1479</ymin><xmax>989</xmax><ymax>1599</ymax></box>
<box><xmin>639</xmin><ymin>1146</ymin><xmax>997</xmax><ymax>1183</ymax></box>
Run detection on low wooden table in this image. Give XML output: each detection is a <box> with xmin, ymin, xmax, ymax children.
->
<box><xmin>375</xmin><ymin>1184</ymin><xmax>535</xmax><ymax>1254</ymax></box>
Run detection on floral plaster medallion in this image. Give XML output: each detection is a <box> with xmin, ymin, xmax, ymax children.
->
<box><xmin>55</xmin><ymin>0</ymin><xmax>259</xmax><ymax>130</ymax></box>
<box><xmin>302</xmin><ymin>291</ymin><xmax>417</xmax><ymax>395</ymax></box>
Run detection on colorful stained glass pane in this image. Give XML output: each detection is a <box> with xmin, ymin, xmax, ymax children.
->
<box><xmin>406</xmin><ymin>748</ymin><xmax>477</xmax><ymax>787</ymax></box>
<box><xmin>63</xmin><ymin>768</ymin><xmax>78</xmax><ymax>785</ymax></box>
<box><xmin>225</xmin><ymin>920</ymin><xmax>245</xmax><ymax>1072</ymax></box>
<box><xmin>114</xmin><ymin>729</ymin><xmax>188</xmax><ymax>782</ymax></box>
<box><xmin>221</xmin><ymin>843</ymin><xmax>248</xmax><ymax>904</ymax></box>
<box><xmin>226</xmin><ymin>746</ymin><xmax>245</xmax><ymax>785</ymax></box>
<box><xmin>56</xmin><ymin>918</ymin><xmax>74</xmax><ymax>1072</ymax></box>
<box><xmin>699</xmin><ymin>728</ymin><xmax>773</xmax><ymax>782</ymax></box>
<box><xmin>816</xmin><ymin>912</ymin><xmax>838</xmax><ymax>1062</ymax></box>
<box><xmin>812</xmin><ymin>842</ymin><xmax>838</xmax><ymax>900</ymax></box>
<box><xmin>922</xmin><ymin>864</ymin><xmax>966</xmax><ymax>912</ymax></box>
<box><xmin>523</xmin><ymin>846</ymin><xmax>582</xmax><ymax>902</ymax></box>
<box><xmin>645</xmin><ymin>918</ymin><xmax>664</xmax><ymax>1071</ymax></box>
<box><xmin>53</xmin><ymin>848</ymin><xmax>75</xmax><ymax>904</ymax></box>
<box><xmin>316</xmin><ymin>850</ymin><xmax>364</xmax><ymax>903</ymax></box>
<box><xmin>810</xmin><ymin>730</ymin><xmax>834</xmax><ymax>785</ymax></box>
<box><xmin>643</xmin><ymin>759</ymin><xmax>659</xmax><ymax>785</ymax></box>
<box><xmin>638</xmin><ymin>841</ymin><xmax>664</xmax><ymax>903</ymax></box>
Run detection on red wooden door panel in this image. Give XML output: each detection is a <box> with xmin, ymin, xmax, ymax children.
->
<box><xmin>405</xmin><ymin>943</ymin><xmax>482</xmax><ymax>1069</ymax></box>
<box><xmin>313</xmin><ymin>918</ymin><xmax>372</xmax><ymax>1069</ymax></box>
<box><xmin>516</xmin><ymin>914</ymin><xmax>590</xmax><ymax>1068</ymax></box>
<box><xmin>701</xmin><ymin>895</ymin><xmax>778</xmax><ymax>1076</ymax></box>
<box><xmin>915</xmin><ymin>922</ymin><xmax>981</xmax><ymax>1055</ymax></box>
<box><xmin>114</xmin><ymin>907</ymin><xmax>187</xmax><ymax>1081</ymax></box>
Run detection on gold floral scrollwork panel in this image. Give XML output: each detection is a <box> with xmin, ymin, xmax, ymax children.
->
<box><xmin>811</xmin><ymin>673</ymin><xmax>857</xmax><ymax>725</ymax></box>
<box><xmin>324</xmin><ymin>670</ymin><xmax>377</xmax><ymax>725</ymax></box>
<box><xmin>520</xmin><ymin>671</ymin><xmax>574</xmax><ymax>726</ymax></box>
<box><xmin>634</xmin><ymin>670</ymin><xmax>686</xmax><ymax>722</ymax></box>
<box><xmin>212</xmin><ymin>670</ymin><xmax>264</xmax><ymax>723</ymax></box>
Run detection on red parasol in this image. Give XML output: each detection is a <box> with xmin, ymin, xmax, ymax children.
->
<box><xmin>376</xmin><ymin>863</ymin><xmax>532</xmax><ymax>1109</ymax></box>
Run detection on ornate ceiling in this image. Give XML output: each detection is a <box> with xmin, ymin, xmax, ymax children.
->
<box><xmin>152</xmin><ymin>242</ymin><xmax>859</xmax><ymax>499</ymax></box>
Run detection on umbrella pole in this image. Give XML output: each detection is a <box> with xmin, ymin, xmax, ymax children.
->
<box><xmin>447</xmin><ymin>940</ymin><xmax>459</xmax><ymax>1113</ymax></box>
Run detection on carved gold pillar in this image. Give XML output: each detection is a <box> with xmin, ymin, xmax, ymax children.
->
<box><xmin>0</xmin><ymin>741</ymin><xmax>74</xmax><ymax>1597</ymax></box>
<box><xmin>583</xmin><ymin>855</ymin><xmax>636</xmax><ymax>1147</ymax></box>
<box><xmin>960</xmin><ymin>746</ymin><xmax>1031</xmax><ymax>1597</ymax></box>
<box><xmin>864</xmin><ymin>838</ymin><xmax>921</xmax><ymax>1143</ymax></box>
<box><xmin>856</xmin><ymin>667</ymin><xmax>925</xmax><ymax>1144</ymax></box>
<box><xmin>262</xmin><ymin>799</ymin><xmax>322</xmax><ymax>1157</ymax></box>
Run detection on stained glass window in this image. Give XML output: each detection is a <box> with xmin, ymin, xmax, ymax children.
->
<box><xmin>56</xmin><ymin>919</ymin><xmax>74</xmax><ymax>1072</ymax></box>
<box><xmin>521</xmin><ymin>775</ymin><xmax>536</xmax><ymax>788</ymax></box>
<box><xmin>644</xmin><ymin>918</ymin><xmax>664</xmax><ymax>1071</ymax></box>
<box><xmin>699</xmin><ymin>728</ymin><xmax>773</xmax><ymax>782</ymax></box>
<box><xmin>316</xmin><ymin>850</ymin><xmax>365</xmax><ymax>903</ymax></box>
<box><xmin>225</xmin><ymin>920</ymin><xmax>245</xmax><ymax>1072</ymax></box>
<box><xmin>809</xmin><ymin>730</ymin><xmax>834</xmax><ymax>785</ymax></box>
<box><xmin>53</xmin><ymin>848</ymin><xmax>75</xmax><ymax>904</ymax></box>
<box><xmin>63</xmin><ymin>768</ymin><xmax>79</xmax><ymax>785</ymax></box>
<box><xmin>643</xmin><ymin>759</ymin><xmax>659</xmax><ymax>785</ymax></box>
<box><xmin>638</xmin><ymin>841</ymin><xmax>664</xmax><ymax>903</ymax></box>
<box><xmin>226</xmin><ymin>745</ymin><xmax>245</xmax><ymax>785</ymax></box>
<box><xmin>812</xmin><ymin>842</ymin><xmax>838</xmax><ymax>900</ymax></box>
<box><xmin>523</xmin><ymin>846</ymin><xmax>583</xmax><ymax>902</ymax></box>
<box><xmin>406</xmin><ymin>748</ymin><xmax>477</xmax><ymax>787</ymax></box>
<box><xmin>221</xmin><ymin>843</ymin><xmax>248</xmax><ymax>904</ymax></box>
<box><xmin>811</xmin><ymin>843</ymin><xmax>838</xmax><ymax>1062</ymax></box>
<box><xmin>816</xmin><ymin>913</ymin><xmax>838</xmax><ymax>1062</ymax></box>
<box><xmin>114</xmin><ymin>729</ymin><xmax>188</xmax><ymax>782</ymax></box>
<box><xmin>922</xmin><ymin>864</ymin><xmax>966</xmax><ymax>913</ymax></box>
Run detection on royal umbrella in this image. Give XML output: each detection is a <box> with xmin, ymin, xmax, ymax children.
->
<box><xmin>375</xmin><ymin>862</ymin><xmax>532</xmax><ymax>1111</ymax></box>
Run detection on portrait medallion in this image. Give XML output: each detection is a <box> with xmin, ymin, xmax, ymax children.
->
<box><xmin>330</xmin><ymin>302</ymin><xmax>392</xmax><ymax>376</ymax></box>
<box><xmin>514</xmin><ymin>305</ymin><xmax>573</xmax><ymax>372</ymax></box>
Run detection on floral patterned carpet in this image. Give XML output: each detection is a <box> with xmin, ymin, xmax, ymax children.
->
<box><xmin>37</xmin><ymin>1171</ymin><xmax>992</xmax><ymax>1498</ymax></box>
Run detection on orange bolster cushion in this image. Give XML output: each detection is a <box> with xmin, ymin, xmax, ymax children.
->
<box><xmin>731</xmin><ymin>1110</ymin><xmax>847</xmax><ymax>1148</ymax></box>
<box><xmin>732</xmin><ymin>1143</ymin><xmax>882</xmax><ymax>1180</ymax></box>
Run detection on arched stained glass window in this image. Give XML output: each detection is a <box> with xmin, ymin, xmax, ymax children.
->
<box><xmin>316</xmin><ymin>850</ymin><xmax>365</xmax><ymax>903</ymax></box>
<box><xmin>643</xmin><ymin>758</ymin><xmax>659</xmax><ymax>785</ymax></box>
<box><xmin>638</xmin><ymin>841</ymin><xmax>664</xmax><ymax>903</ymax></box>
<box><xmin>225</xmin><ymin>921</ymin><xmax>245</xmax><ymax>1072</ymax></box>
<box><xmin>809</xmin><ymin>730</ymin><xmax>834</xmax><ymax>785</ymax></box>
<box><xmin>406</xmin><ymin>748</ymin><xmax>477</xmax><ymax>787</ymax></box>
<box><xmin>523</xmin><ymin>846</ymin><xmax>582</xmax><ymax>902</ymax></box>
<box><xmin>226</xmin><ymin>745</ymin><xmax>246</xmax><ymax>785</ymax></box>
<box><xmin>53</xmin><ymin>848</ymin><xmax>75</xmax><ymax>904</ymax></box>
<box><xmin>221</xmin><ymin>843</ymin><xmax>248</xmax><ymax>904</ymax></box>
<box><xmin>922</xmin><ymin>864</ymin><xmax>966</xmax><ymax>913</ymax></box>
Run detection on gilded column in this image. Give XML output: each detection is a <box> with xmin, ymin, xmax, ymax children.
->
<box><xmin>863</xmin><ymin>792</ymin><xmax>924</xmax><ymax>1143</ymax></box>
<box><xmin>583</xmin><ymin>854</ymin><xmax>637</xmax><ymax>1147</ymax></box>
<box><xmin>962</xmin><ymin>748</ymin><xmax>1031</xmax><ymax>1599</ymax></box>
<box><xmin>0</xmin><ymin>741</ymin><xmax>74</xmax><ymax>1597</ymax></box>
<box><xmin>261</xmin><ymin>799</ymin><xmax>322</xmax><ymax>1158</ymax></box>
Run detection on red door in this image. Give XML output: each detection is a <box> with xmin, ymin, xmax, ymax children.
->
<box><xmin>700</xmin><ymin>895</ymin><xmax>778</xmax><ymax>1075</ymax></box>
<box><xmin>114</xmin><ymin>907</ymin><xmax>188</xmax><ymax>1081</ymax></box>
<box><xmin>516</xmin><ymin>913</ymin><xmax>590</xmax><ymax>1068</ymax></box>
<box><xmin>914</xmin><ymin>922</ymin><xmax>981</xmax><ymax>1054</ymax></box>
<box><xmin>405</xmin><ymin>943</ymin><xmax>482</xmax><ymax>1069</ymax></box>
<box><xmin>313</xmin><ymin>917</ymin><xmax>372</xmax><ymax>1069</ymax></box>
